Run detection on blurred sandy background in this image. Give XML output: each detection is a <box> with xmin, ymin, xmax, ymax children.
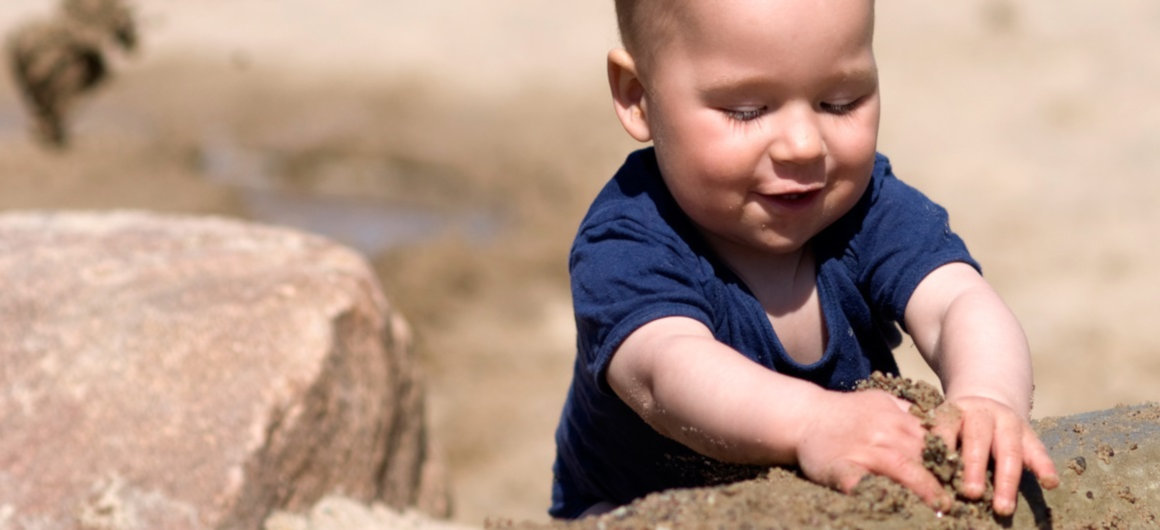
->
<box><xmin>2</xmin><ymin>0</ymin><xmax>1158</xmax><ymax>526</ymax></box>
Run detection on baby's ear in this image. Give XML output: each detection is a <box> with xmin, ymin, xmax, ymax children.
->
<box><xmin>607</xmin><ymin>48</ymin><xmax>652</xmax><ymax>142</ymax></box>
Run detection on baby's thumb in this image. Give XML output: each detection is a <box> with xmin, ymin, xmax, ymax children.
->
<box><xmin>828</xmin><ymin>461</ymin><xmax>870</xmax><ymax>494</ymax></box>
<box><xmin>929</xmin><ymin>402</ymin><xmax>964</xmax><ymax>450</ymax></box>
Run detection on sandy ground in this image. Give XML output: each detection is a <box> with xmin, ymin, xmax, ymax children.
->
<box><xmin>2</xmin><ymin>0</ymin><xmax>1159</xmax><ymax>527</ymax></box>
<box><xmin>500</xmin><ymin>402</ymin><xmax>1160</xmax><ymax>530</ymax></box>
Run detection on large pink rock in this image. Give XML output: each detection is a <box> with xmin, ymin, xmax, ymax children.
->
<box><xmin>0</xmin><ymin>211</ymin><xmax>448</xmax><ymax>529</ymax></box>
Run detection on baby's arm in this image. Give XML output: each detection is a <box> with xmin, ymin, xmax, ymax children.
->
<box><xmin>607</xmin><ymin>316</ymin><xmax>952</xmax><ymax>510</ymax></box>
<box><xmin>904</xmin><ymin>262</ymin><xmax>1060</xmax><ymax>515</ymax></box>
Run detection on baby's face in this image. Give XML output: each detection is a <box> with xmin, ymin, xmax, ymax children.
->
<box><xmin>641</xmin><ymin>0</ymin><xmax>880</xmax><ymax>258</ymax></box>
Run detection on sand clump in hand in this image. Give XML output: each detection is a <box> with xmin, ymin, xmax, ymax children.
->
<box><xmin>854</xmin><ymin>371</ymin><xmax>996</xmax><ymax>520</ymax></box>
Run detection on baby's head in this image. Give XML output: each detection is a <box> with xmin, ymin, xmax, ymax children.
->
<box><xmin>608</xmin><ymin>0</ymin><xmax>881</xmax><ymax>258</ymax></box>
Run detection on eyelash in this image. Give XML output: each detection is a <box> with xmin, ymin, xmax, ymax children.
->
<box><xmin>820</xmin><ymin>98</ymin><xmax>861</xmax><ymax>115</ymax></box>
<box><xmin>723</xmin><ymin>108</ymin><xmax>766</xmax><ymax>122</ymax></box>
<box><xmin>722</xmin><ymin>98</ymin><xmax>862</xmax><ymax>123</ymax></box>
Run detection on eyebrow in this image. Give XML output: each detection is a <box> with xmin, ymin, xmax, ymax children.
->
<box><xmin>697</xmin><ymin>75</ymin><xmax>774</xmax><ymax>99</ymax></box>
<box><xmin>697</xmin><ymin>67</ymin><xmax>878</xmax><ymax>100</ymax></box>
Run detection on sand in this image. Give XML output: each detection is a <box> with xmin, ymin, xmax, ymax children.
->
<box><xmin>489</xmin><ymin>378</ymin><xmax>1159</xmax><ymax>529</ymax></box>
<box><xmin>2</xmin><ymin>0</ymin><xmax>1159</xmax><ymax>527</ymax></box>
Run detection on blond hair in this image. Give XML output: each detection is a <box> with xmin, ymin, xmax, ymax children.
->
<box><xmin>613</xmin><ymin>0</ymin><xmax>679</xmax><ymax>73</ymax></box>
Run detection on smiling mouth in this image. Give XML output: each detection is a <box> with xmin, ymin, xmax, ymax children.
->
<box><xmin>766</xmin><ymin>189</ymin><xmax>819</xmax><ymax>203</ymax></box>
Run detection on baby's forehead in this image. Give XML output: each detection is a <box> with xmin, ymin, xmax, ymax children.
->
<box><xmin>628</xmin><ymin>0</ymin><xmax>875</xmax><ymax>59</ymax></box>
<box><xmin>631</xmin><ymin>0</ymin><xmax>875</xmax><ymax>36</ymax></box>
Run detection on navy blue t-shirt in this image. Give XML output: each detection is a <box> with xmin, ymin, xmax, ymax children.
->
<box><xmin>550</xmin><ymin>148</ymin><xmax>979</xmax><ymax>518</ymax></box>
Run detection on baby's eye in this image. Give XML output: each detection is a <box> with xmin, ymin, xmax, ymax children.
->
<box><xmin>722</xmin><ymin>107</ymin><xmax>766</xmax><ymax>122</ymax></box>
<box><xmin>819</xmin><ymin>98</ymin><xmax>861</xmax><ymax>115</ymax></box>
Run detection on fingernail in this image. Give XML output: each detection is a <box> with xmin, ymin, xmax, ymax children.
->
<box><xmin>996</xmin><ymin>498</ymin><xmax>1014</xmax><ymax>516</ymax></box>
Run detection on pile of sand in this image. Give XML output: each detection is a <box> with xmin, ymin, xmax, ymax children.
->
<box><xmin>497</xmin><ymin>399</ymin><xmax>1159</xmax><ymax>529</ymax></box>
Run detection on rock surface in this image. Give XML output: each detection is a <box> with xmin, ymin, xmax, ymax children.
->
<box><xmin>0</xmin><ymin>211</ymin><xmax>449</xmax><ymax>529</ymax></box>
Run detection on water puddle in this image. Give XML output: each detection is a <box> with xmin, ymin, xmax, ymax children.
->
<box><xmin>197</xmin><ymin>132</ymin><xmax>500</xmax><ymax>256</ymax></box>
<box><xmin>238</xmin><ymin>189</ymin><xmax>496</xmax><ymax>255</ymax></box>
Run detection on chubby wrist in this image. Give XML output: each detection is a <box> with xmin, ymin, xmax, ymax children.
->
<box><xmin>941</xmin><ymin>363</ymin><xmax>1034</xmax><ymax>417</ymax></box>
<box><xmin>783</xmin><ymin>386</ymin><xmax>842</xmax><ymax>462</ymax></box>
<box><xmin>943</xmin><ymin>388</ymin><xmax>1031</xmax><ymax>419</ymax></box>
<box><xmin>715</xmin><ymin>380</ymin><xmax>831</xmax><ymax>466</ymax></box>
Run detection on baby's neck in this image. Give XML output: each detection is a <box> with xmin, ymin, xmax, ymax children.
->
<box><xmin>724</xmin><ymin>246</ymin><xmax>815</xmax><ymax>315</ymax></box>
<box><xmin>720</xmin><ymin>245</ymin><xmax>827</xmax><ymax>365</ymax></box>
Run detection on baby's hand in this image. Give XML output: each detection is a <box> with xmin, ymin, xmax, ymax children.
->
<box><xmin>794</xmin><ymin>389</ymin><xmax>952</xmax><ymax>511</ymax></box>
<box><xmin>930</xmin><ymin>396</ymin><xmax>1060</xmax><ymax>516</ymax></box>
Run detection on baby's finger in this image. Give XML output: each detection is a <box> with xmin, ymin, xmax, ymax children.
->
<box><xmin>1022</xmin><ymin>428</ymin><xmax>1060</xmax><ymax>489</ymax></box>
<box><xmin>990</xmin><ymin>414</ymin><xmax>1025</xmax><ymax>516</ymax></box>
<box><xmin>879</xmin><ymin>456</ymin><xmax>952</xmax><ymax>512</ymax></box>
<box><xmin>928</xmin><ymin>403</ymin><xmax>963</xmax><ymax>451</ymax></box>
<box><xmin>957</xmin><ymin>410</ymin><xmax>994</xmax><ymax>500</ymax></box>
<box><xmin>889</xmin><ymin>395</ymin><xmax>915</xmax><ymax>414</ymax></box>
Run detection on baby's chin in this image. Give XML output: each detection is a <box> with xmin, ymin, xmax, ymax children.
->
<box><xmin>713</xmin><ymin>230</ymin><xmax>816</xmax><ymax>259</ymax></box>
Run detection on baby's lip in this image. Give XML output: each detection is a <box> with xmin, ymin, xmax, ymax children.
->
<box><xmin>754</xmin><ymin>186</ymin><xmax>823</xmax><ymax>210</ymax></box>
<box><xmin>758</xmin><ymin>185</ymin><xmax>823</xmax><ymax>200</ymax></box>
<box><xmin>772</xmin><ymin>190</ymin><xmax>816</xmax><ymax>201</ymax></box>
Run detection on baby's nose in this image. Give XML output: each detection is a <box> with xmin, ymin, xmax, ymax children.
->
<box><xmin>768</xmin><ymin>105</ymin><xmax>825</xmax><ymax>164</ymax></box>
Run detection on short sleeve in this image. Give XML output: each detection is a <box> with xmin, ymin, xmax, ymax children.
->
<box><xmin>837</xmin><ymin>157</ymin><xmax>980</xmax><ymax>323</ymax></box>
<box><xmin>570</xmin><ymin>213</ymin><xmax>714</xmax><ymax>393</ymax></box>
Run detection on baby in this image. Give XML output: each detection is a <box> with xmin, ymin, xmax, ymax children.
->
<box><xmin>551</xmin><ymin>0</ymin><xmax>1059</xmax><ymax>520</ymax></box>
